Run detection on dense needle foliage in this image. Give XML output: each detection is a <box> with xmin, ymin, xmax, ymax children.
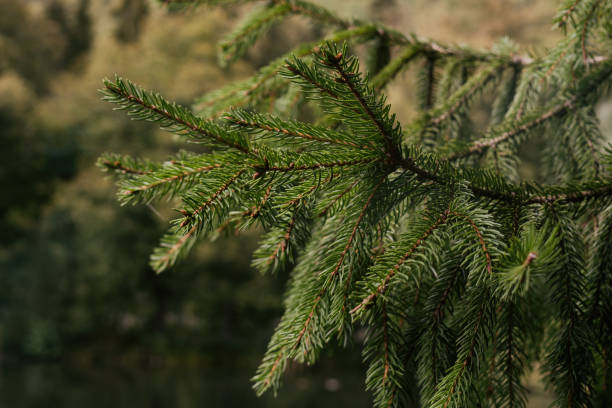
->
<box><xmin>99</xmin><ymin>1</ymin><xmax>612</xmax><ymax>406</ymax></box>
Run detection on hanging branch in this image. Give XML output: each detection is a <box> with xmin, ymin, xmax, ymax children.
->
<box><xmin>100</xmin><ymin>1</ymin><xmax>612</xmax><ymax>406</ymax></box>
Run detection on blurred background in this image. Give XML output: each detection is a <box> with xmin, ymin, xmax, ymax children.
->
<box><xmin>0</xmin><ymin>0</ymin><xmax>608</xmax><ymax>406</ymax></box>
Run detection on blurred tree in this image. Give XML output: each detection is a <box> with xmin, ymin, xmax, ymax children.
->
<box><xmin>0</xmin><ymin>0</ymin><xmax>67</xmax><ymax>92</ymax></box>
<box><xmin>0</xmin><ymin>0</ymin><xmax>270</xmax><ymax>362</ymax></box>
<box><xmin>46</xmin><ymin>0</ymin><xmax>93</xmax><ymax>67</ymax></box>
<box><xmin>112</xmin><ymin>0</ymin><xmax>149</xmax><ymax>43</ymax></box>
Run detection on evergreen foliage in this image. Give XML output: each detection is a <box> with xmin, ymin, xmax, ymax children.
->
<box><xmin>99</xmin><ymin>1</ymin><xmax>612</xmax><ymax>406</ymax></box>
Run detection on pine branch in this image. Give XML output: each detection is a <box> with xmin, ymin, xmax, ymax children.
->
<box><xmin>102</xmin><ymin>77</ymin><xmax>251</xmax><ymax>153</ymax></box>
<box><xmin>417</xmin><ymin>252</ymin><xmax>466</xmax><ymax>405</ymax></box>
<box><xmin>428</xmin><ymin>62</ymin><xmax>502</xmax><ymax>127</ymax></box>
<box><xmin>322</xmin><ymin>45</ymin><xmax>402</xmax><ymax>158</ymax></box>
<box><xmin>447</xmin><ymin>58</ymin><xmax>612</xmax><ymax>161</ymax></box>
<box><xmin>98</xmin><ymin>153</ymin><xmax>155</xmax><ymax>175</ymax></box>
<box><xmin>429</xmin><ymin>286</ymin><xmax>494</xmax><ymax>408</ymax></box>
<box><xmin>291</xmin><ymin>174</ymin><xmax>387</xmax><ymax>352</ymax></box>
<box><xmin>351</xmin><ymin>205</ymin><xmax>450</xmax><ymax>316</ymax></box>
<box><xmin>251</xmin><ymin>201</ymin><xmax>313</xmax><ymax>274</ymax></box>
<box><xmin>363</xmin><ymin>302</ymin><xmax>406</xmax><ymax>408</ymax></box>
<box><xmin>100</xmin><ymin>2</ymin><xmax>612</xmax><ymax>406</ymax></box>
<box><xmin>218</xmin><ymin>2</ymin><xmax>293</xmax><ymax>66</ymax></box>
<box><xmin>117</xmin><ymin>154</ymin><xmax>235</xmax><ymax>205</ymax></box>
<box><xmin>542</xmin><ymin>210</ymin><xmax>595</xmax><ymax>408</ymax></box>
<box><xmin>225</xmin><ymin>109</ymin><xmax>373</xmax><ymax>150</ymax></box>
<box><xmin>193</xmin><ymin>24</ymin><xmax>381</xmax><ymax>118</ymax></box>
<box><xmin>371</xmin><ymin>45</ymin><xmax>421</xmax><ymax>90</ymax></box>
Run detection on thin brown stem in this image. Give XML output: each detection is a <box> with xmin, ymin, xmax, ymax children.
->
<box><xmin>450</xmin><ymin>211</ymin><xmax>493</xmax><ymax>274</ymax></box>
<box><xmin>448</xmin><ymin>98</ymin><xmax>575</xmax><ymax>161</ymax></box>
<box><xmin>123</xmin><ymin>164</ymin><xmax>222</xmax><ymax>195</ymax></box>
<box><xmin>227</xmin><ymin>116</ymin><xmax>369</xmax><ymax>150</ymax></box>
<box><xmin>100</xmin><ymin>159</ymin><xmax>149</xmax><ymax>175</ymax></box>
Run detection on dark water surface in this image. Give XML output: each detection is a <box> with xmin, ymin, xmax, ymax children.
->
<box><xmin>0</xmin><ymin>357</ymin><xmax>554</xmax><ymax>407</ymax></box>
<box><xmin>0</xmin><ymin>360</ymin><xmax>370</xmax><ymax>408</ymax></box>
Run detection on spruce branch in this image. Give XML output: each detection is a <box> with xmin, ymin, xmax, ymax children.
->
<box><xmin>555</xmin><ymin>0</ymin><xmax>583</xmax><ymax>31</ymax></box>
<box><xmin>252</xmin><ymin>173</ymin><xmax>396</xmax><ymax>395</ymax></box>
<box><xmin>495</xmin><ymin>223</ymin><xmax>560</xmax><ymax>300</ymax></box>
<box><xmin>193</xmin><ymin>24</ymin><xmax>381</xmax><ymax>118</ymax></box>
<box><xmin>492</xmin><ymin>301</ymin><xmax>530</xmax><ymax>408</ymax></box>
<box><xmin>282</xmin><ymin>42</ymin><xmax>404</xmax><ymax>159</ymax></box>
<box><xmin>98</xmin><ymin>153</ymin><xmax>155</xmax><ymax>176</ymax></box>
<box><xmin>179</xmin><ymin>167</ymin><xmax>247</xmax><ymax>228</ymax></box>
<box><xmin>449</xmin><ymin>210</ymin><xmax>493</xmax><ymax>275</ymax></box>
<box><xmin>427</xmin><ymin>62</ymin><xmax>503</xmax><ymax>127</ymax></box>
<box><xmin>525</xmin><ymin>181</ymin><xmax>612</xmax><ymax>205</ymax></box>
<box><xmin>246</xmin><ymin>184</ymin><xmax>274</xmax><ymax>218</ymax></box>
<box><xmin>218</xmin><ymin>2</ymin><xmax>293</xmax><ymax>66</ymax></box>
<box><xmin>150</xmin><ymin>223</ymin><xmax>200</xmax><ymax>273</ymax></box>
<box><xmin>317</xmin><ymin>178</ymin><xmax>361</xmax><ymax>217</ymax></box>
<box><xmin>447</xmin><ymin>57</ymin><xmax>612</xmax><ymax>161</ymax></box>
<box><xmin>448</xmin><ymin>98</ymin><xmax>576</xmax><ymax>161</ymax></box>
<box><xmin>491</xmin><ymin>65</ymin><xmax>522</xmax><ymax>126</ymax></box>
<box><xmin>100</xmin><ymin>1</ymin><xmax>612</xmax><ymax>406</ymax></box>
<box><xmin>417</xmin><ymin>56</ymin><xmax>438</xmax><ymax>112</ymax></box>
<box><xmin>102</xmin><ymin>77</ymin><xmax>251</xmax><ymax>153</ymax></box>
<box><xmin>417</xmin><ymin>252</ymin><xmax>466</xmax><ymax>405</ymax></box>
<box><xmin>291</xmin><ymin>174</ymin><xmax>387</xmax><ymax>352</ymax></box>
<box><xmin>321</xmin><ymin>43</ymin><xmax>402</xmax><ymax>158</ymax></box>
<box><xmin>149</xmin><ymin>165</ymin><xmax>248</xmax><ymax>272</ymax></box>
<box><xmin>251</xmin><ymin>201</ymin><xmax>313</xmax><ymax>274</ymax></box>
<box><xmin>116</xmin><ymin>154</ymin><xmax>233</xmax><ymax>205</ymax></box>
<box><xmin>216</xmin><ymin>0</ymin><xmax>354</xmax><ymax>66</ymax></box>
<box><xmin>351</xmin><ymin>204</ymin><xmax>452</xmax><ymax>317</ymax></box>
<box><xmin>262</xmin><ymin>156</ymin><xmax>384</xmax><ymax>173</ymax></box>
<box><xmin>542</xmin><ymin>210</ymin><xmax>594</xmax><ymax>408</ymax></box>
<box><xmin>429</xmin><ymin>286</ymin><xmax>494</xmax><ymax>408</ymax></box>
<box><xmin>579</xmin><ymin>0</ymin><xmax>604</xmax><ymax>65</ymax></box>
<box><xmin>363</xmin><ymin>302</ymin><xmax>407</xmax><ymax>408</ymax></box>
<box><xmin>225</xmin><ymin>109</ymin><xmax>372</xmax><ymax>150</ymax></box>
<box><xmin>371</xmin><ymin>45</ymin><xmax>421</xmax><ymax>90</ymax></box>
<box><xmin>282</xmin><ymin>0</ymin><xmax>351</xmax><ymax>29</ymax></box>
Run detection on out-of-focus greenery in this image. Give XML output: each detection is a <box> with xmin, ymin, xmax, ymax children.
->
<box><xmin>0</xmin><ymin>0</ymin><xmax>269</xmax><ymax>361</ymax></box>
<box><xmin>2</xmin><ymin>1</ymin><xmax>608</xmax><ymax>406</ymax></box>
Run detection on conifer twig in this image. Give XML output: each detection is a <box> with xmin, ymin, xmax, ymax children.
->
<box><xmin>351</xmin><ymin>208</ymin><xmax>450</xmax><ymax>315</ymax></box>
<box><xmin>293</xmin><ymin>175</ymin><xmax>387</xmax><ymax>350</ymax></box>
